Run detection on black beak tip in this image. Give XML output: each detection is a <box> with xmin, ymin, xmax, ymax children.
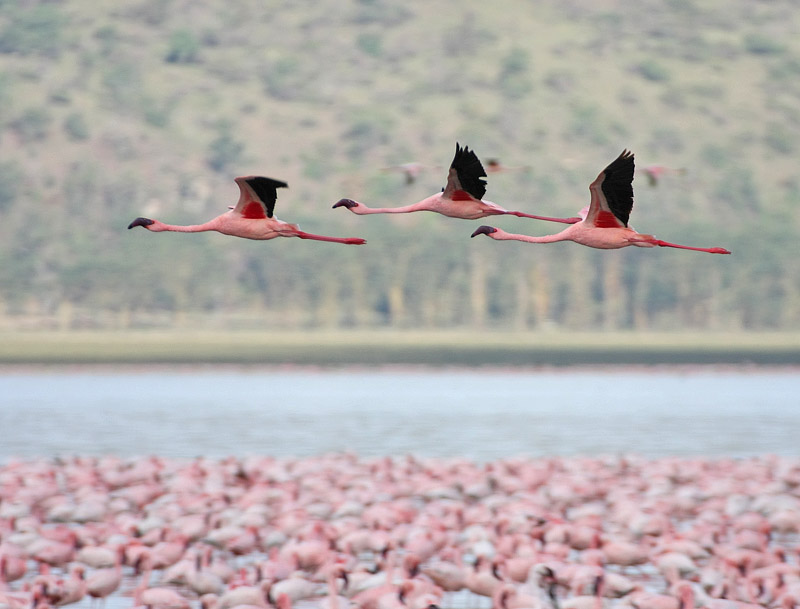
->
<box><xmin>333</xmin><ymin>198</ymin><xmax>357</xmax><ymax>209</ymax></box>
<box><xmin>471</xmin><ymin>225</ymin><xmax>497</xmax><ymax>238</ymax></box>
<box><xmin>128</xmin><ymin>217</ymin><xmax>154</xmax><ymax>229</ymax></box>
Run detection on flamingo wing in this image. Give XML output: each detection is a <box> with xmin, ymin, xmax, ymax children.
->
<box><xmin>442</xmin><ymin>142</ymin><xmax>487</xmax><ymax>202</ymax></box>
<box><xmin>232</xmin><ymin>176</ymin><xmax>288</xmax><ymax>219</ymax></box>
<box><xmin>585</xmin><ymin>150</ymin><xmax>634</xmax><ymax>228</ymax></box>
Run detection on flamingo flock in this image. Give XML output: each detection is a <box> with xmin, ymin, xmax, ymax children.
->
<box><xmin>1</xmin><ymin>454</ymin><xmax>798</xmax><ymax>609</ymax></box>
<box><xmin>129</xmin><ymin>144</ymin><xmax>730</xmax><ymax>255</ymax></box>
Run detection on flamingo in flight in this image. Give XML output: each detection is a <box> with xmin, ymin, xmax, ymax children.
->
<box><xmin>636</xmin><ymin>164</ymin><xmax>687</xmax><ymax>187</ymax></box>
<box><xmin>471</xmin><ymin>150</ymin><xmax>731</xmax><ymax>254</ymax></box>
<box><xmin>485</xmin><ymin>158</ymin><xmax>531</xmax><ymax>173</ymax></box>
<box><xmin>381</xmin><ymin>162</ymin><xmax>439</xmax><ymax>185</ymax></box>
<box><xmin>128</xmin><ymin>177</ymin><xmax>366</xmax><ymax>245</ymax></box>
<box><xmin>333</xmin><ymin>143</ymin><xmax>581</xmax><ymax>223</ymax></box>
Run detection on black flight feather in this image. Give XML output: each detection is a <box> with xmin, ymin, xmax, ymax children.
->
<box><xmin>600</xmin><ymin>150</ymin><xmax>635</xmax><ymax>227</ymax></box>
<box><xmin>245</xmin><ymin>177</ymin><xmax>288</xmax><ymax>218</ymax></box>
<box><xmin>449</xmin><ymin>143</ymin><xmax>487</xmax><ymax>201</ymax></box>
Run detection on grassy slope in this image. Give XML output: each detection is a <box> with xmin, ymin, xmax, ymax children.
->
<box><xmin>1</xmin><ymin>0</ymin><xmax>799</xmax><ymax>332</ymax></box>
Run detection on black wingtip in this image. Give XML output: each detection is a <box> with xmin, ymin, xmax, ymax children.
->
<box><xmin>450</xmin><ymin>142</ymin><xmax>488</xmax><ymax>200</ymax></box>
<box><xmin>242</xmin><ymin>177</ymin><xmax>287</xmax><ymax>218</ymax></box>
<box><xmin>243</xmin><ymin>176</ymin><xmax>288</xmax><ymax>190</ymax></box>
<box><xmin>128</xmin><ymin>217</ymin><xmax>154</xmax><ymax>229</ymax></box>
<box><xmin>600</xmin><ymin>149</ymin><xmax>635</xmax><ymax>227</ymax></box>
<box><xmin>471</xmin><ymin>225</ymin><xmax>497</xmax><ymax>238</ymax></box>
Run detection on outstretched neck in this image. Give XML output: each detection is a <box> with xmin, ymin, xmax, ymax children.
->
<box><xmin>150</xmin><ymin>219</ymin><xmax>219</xmax><ymax>233</ymax></box>
<box><xmin>494</xmin><ymin>229</ymin><xmax>571</xmax><ymax>244</ymax></box>
<box><xmin>353</xmin><ymin>201</ymin><xmax>430</xmax><ymax>215</ymax></box>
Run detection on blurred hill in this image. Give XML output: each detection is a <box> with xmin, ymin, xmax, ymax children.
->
<box><xmin>0</xmin><ymin>0</ymin><xmax>798</xmax><ymax>332</ymax></box>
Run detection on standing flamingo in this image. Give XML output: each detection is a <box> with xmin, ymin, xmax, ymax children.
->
<box><xmin>471</xmin><ymin>150</ymin><xmax>731</xmax><ymax>254</ymax></box>
<box><xmin>333</xmin><ymin>143</ymin><xmax>581</xmax><ymax>223</ymax></box>
<box><xmin>129</xmin><ymin>177</ymin><xmax>366</xmax><ymax>245</ymax></box>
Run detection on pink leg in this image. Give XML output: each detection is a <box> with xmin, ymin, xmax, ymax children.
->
<box><xmin>506</xmin><ymin>211</ymin><xmax>582</xmax><ymax>224</ymax></box>
<box><xmin>294</xmin><ymin>231</ymin><xmax>366</xmax><ymax>245</ymax></box>
<box><xmin>630</xmin><ymin>238</ymin><xmax>731</xmax><ymax>254</ymax></box>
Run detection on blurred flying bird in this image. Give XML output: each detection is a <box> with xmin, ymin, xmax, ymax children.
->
<box><xmin>636</xmin><ymin>164</ymin><xmax>687</xmax><ymax>187</ymax></box>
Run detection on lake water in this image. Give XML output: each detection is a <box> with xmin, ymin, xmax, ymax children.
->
<box><xmin>1</xmin><ymin>366</ymin><xmax>798</xmax><ymax>461</ymax></box>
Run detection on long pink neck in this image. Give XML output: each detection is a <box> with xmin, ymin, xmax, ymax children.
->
<box><xmin>134</xmin><ymin>563</ymin><xmax>153</xmax><ymax>605</ymax></box>
<box><xmin>326</xmin><ymin>571</ymin><xmax>340</xmax><ymax>609</ymax></box>
<box><xmin>352</xmin><ymin>201</ymin><xmax>431</xmax><ymax>215</ymax></box>
<box><xmin>153</xmin><ymin>221</ymin><xmax>218</xmax><ymax>233</ymax></box>
<box><xmin>494</xmin><ymin>229</ymin><xmax>571</xmax><ymax>244</ymax></box>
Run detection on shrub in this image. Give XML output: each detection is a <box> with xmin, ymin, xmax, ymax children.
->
<box><xmin>744</xmin><ymin>33</ymin><xmax>784</xmax><ymax>56</ymax></box>
<box><xmin>165</xmin><ymin>29</ymin><xmax>200</xmax><ymax>64</ymax></box>
<box><xmin>497</xmin><ymin>47</ymin><xmax>533</xmax><ymax>99</ymax></box>
<box><xmin>765</xmin><ymin>123</ymin><xmax>795</xmax><ymax>154</ymax></box>
<box><xmin>637</xmin><ymin>59</ymin><xmax>670</xmax><ymax>82</ymax></box>
<box><xmin>357</xmin><ymin>33</ymin><xmax>383</xmax><ymax>57</ymax></box>
<box><xmin>207</xmin><ymin>126</ymin><xmax>244</xmax><ymax>173</ymax></box>
<box><xmin>0</xmin><ymin>5</ymin><xmax>65</xmax><ymax>57</ymax></box>
<box><xmin>63</xmin><ymin>112</ymin><xmax>90</xmax><ymax>141</ymax></box>
<box><xmin>11</xmin><ymin>107</ymin><xmax>51</xmax><ymax>142</ymax></box>
<box><xmin>0</xmin><ymin>161</ymin><xmax>22</xmax><ymax>212</ymax></box>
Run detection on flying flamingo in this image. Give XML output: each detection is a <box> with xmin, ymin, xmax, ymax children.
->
<box><xmin>485</xmin><ymin>158</ymin><xmax>531</xmax><ymax>174</ymax></box>
<box><xmin>381</xmin><ymin>162</ymin><xmax>437</xmax><ymax>185</ymax></box>
<box><xmin>471</xmin><ymin>150</ymin><xmax>731</xmax><ymax>254</ymax></box>
<box><xmin>636</xmin><ymin>165</ymin><xmax>686</xmax><ymax>187</ymax></box>
<box><xmin>128</xmin><ymin>177</ymin><xmax>366</xmax><ymax>245</ymax></box>
<box><xmin>333</xmin><ymin>143</ymin><xmax>581</xmax><ymax>223</ymax></box>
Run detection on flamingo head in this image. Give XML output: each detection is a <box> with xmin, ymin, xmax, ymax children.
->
<box><xmin>128</xmin><ymin>217</ymin><xmax>155</xmax><ymax>230</ymax></box>
<box><xmin>471</xmin><ymin>225</ymin><xmax>497</xmax><ymax>238</ymax></box>
<box><xmin>332</xmin><ymin>198</ymin><xmax>360</xmax><ymax>210</ymax></box>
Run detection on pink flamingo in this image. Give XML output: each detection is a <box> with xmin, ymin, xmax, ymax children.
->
<box><xmin>471</xmin><ymin>150</ymin><xmax>731</xmax><ymax>254</ymax></box>
<box><xmin>381</xmin><ymin>162</ymin><xmax>437</xmax><ymax>185</ymax></box>
<box><xmin>129</xmin><ymin>177</ymin><xmax>366</xmax><ymax>245</ymax></box>
<box><xmin>333</xmin><ymin>143</ymin><xmax>581</xmax><ymax>223</ymax></box>
<box><xmin>49</xmin><ymin>566</ymin><xmax>86</xmax><ymax>607</ymax></box>
<box><xmin>485</xmin><ymin>158</ymin><xmax>531</xmax><ymax>174</ymax></box>
<box><xmin>133</xmin><ymin>555</ymin><xmax>191</xmax><ymax>609</ymax></box>
<box><xmin>0</xmin><ymin>554</ymin><xmax>27</xmax><ymax>586</ymax></box>
<box><xmin>636</xmin><ymin>165</ymin><xmax>686</xmax><ymax>187</ymax></box>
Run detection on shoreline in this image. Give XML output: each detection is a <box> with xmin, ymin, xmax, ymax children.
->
<box><xmin>2</xmin><ymin>329</ymin><xmax>800</xmax><ymax>367</ymax></box>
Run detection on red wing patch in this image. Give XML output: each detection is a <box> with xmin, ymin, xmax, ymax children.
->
<box><xmin>594</xmin><ymin>210</ymin><xmax>621</xmax><ymax>228</ymax></box>
<box><xmin>241</xmin><ymin>201</ymin><xmax>267</xmax><ymax>219</ymax></box>
<box><xmin>451</xmin><ymin>189</ymin><xmax>475</xmax><ymax>201</ymax></box>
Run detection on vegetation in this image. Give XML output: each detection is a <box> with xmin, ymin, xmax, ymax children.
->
<box><xmin>0</xmin><ymin>0</ymin><xmax>798</xmax><ymax>334</ymax></box>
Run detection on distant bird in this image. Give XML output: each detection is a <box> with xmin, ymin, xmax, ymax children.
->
<box><xmin>381</xmin><ymin>162</ymin><xmax>437</xmax><ymax>185</ymax></box>
<box><xmin>636</xmin><ymin>165</ymin><xmax>686</xmax><ymax>187</ymax></box>
<box><xmin>129</xmin><ymin>177</ymin><xmax>366</xmax><ymax>245</ymax></box>
<box><xmin>485</xmin><ymin>159</ymin><xmax>531</xmax><ymax>174</ymax></box>
<box><xmin>333</xmin><ymin>143</ymin><xmax>581</xmax><ymax>223</ymax></box>
<box><xmin>471</xmin><ymin>150</ymin><xmax>731</xmax><ymax>254</ymax></box>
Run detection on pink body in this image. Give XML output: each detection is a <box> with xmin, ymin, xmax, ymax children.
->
<box><xmin>129</xmin><ymin>176</ymin><xmax>366</xmax><ymax>245</ymax></box>
<box><xmin>471</xmin><ymin>150</ymin><xmax>731</xmax><ymax>254</ymax></box>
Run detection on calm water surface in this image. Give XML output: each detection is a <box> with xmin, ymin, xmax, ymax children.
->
<box><xmin>1</xmin><ymin>367</ymin><xmax>798</xmax><ymax>460</ymax></box>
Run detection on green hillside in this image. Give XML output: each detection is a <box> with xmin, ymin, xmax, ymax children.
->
<box><xmin>1</xmin><ymin>0</ymin><xmax>798</xmax><ymax>332</ymax></box>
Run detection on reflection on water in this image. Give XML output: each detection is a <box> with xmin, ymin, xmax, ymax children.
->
<box><xmin>1</xmin><ymin>367</ymin><xmax>798</xmax><ymax>460</ymax></box>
